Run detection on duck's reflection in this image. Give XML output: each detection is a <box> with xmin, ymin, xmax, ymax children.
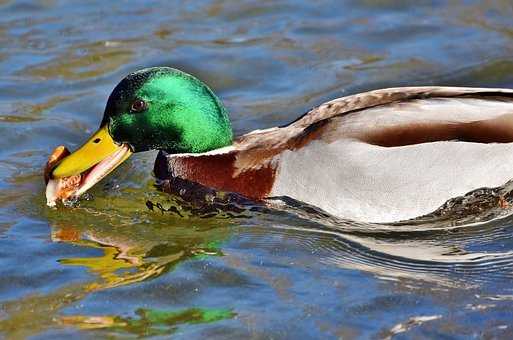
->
<box><xmin>0</xmin><ymin>214</ymin><xmax>235</xmax><ymax>338</ymax></box>
<box><xmin>51</xmin><ymin>223</ymin><xmax>224</xmax><ymax>292</ymax></box>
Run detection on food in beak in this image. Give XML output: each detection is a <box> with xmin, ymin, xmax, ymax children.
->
<box><xmin>45</xmin><ymin>146</ymin><xmax>83</xmax><ymax>207</ymax></box>
<box><xmin>44</xmin><ymin>142</ymin><xmax>132</xmax><ymax>207</ymax></box>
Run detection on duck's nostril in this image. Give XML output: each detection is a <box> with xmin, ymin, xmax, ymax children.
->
<box><xmin>93</xmin><ymin>138</ymin><xmax>101</xmax><ymax>144</ymax></box>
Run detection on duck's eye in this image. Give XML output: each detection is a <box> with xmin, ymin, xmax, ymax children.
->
<box><xmin>131</xmin><ymin>99</ymin><xmax>147</xmax><ymax>112</ymax></box>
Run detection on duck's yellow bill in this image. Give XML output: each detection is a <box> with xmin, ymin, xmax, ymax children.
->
<box><xmin>52</xmin><ymin>125</ymin><xmax>131</xmax><ymax>178</ymax></box>
<box><xmin>46</xmin><ymin>125</ymin><xmax>132</xmax><ymax>206</ymax></box>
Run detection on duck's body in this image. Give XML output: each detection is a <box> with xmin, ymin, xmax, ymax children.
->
<box><xmin>154</xmin><ymin>87</ymin><xmax>513</xmax><ymax>223</ymax></box>
<box><xmin>46</xmin><ymin>68</ymin><xmax>513</xmax><ymax>223</ymax></box>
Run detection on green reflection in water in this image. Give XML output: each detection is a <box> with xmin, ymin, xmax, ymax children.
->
<box><xmin>61</xmin><ymin>307</ymin><xmax>236</xmax><ymax>337</ymax></box>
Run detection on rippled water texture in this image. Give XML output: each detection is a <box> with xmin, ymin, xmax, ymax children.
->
<box><xmin>2</xmin><ymin>0</ymin><xmax>513</xmax><ymax>338</ymax></box>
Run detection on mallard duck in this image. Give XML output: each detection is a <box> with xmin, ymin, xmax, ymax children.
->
<box><xmin>46</xmin><ymin>67</ymin><xmax>513</xmax><ymax>223</ymax></box>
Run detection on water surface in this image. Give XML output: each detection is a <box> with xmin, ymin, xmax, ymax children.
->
<box><xmin>2</xmin><ymin>0</ymin><xmax>513</xmax><ymax>338</ymax></box>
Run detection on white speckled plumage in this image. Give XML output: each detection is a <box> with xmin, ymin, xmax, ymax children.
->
<box><xmin>272</xmin><ymin>139</ymin><xmax>513</xmax><ymax>223</ymax></box>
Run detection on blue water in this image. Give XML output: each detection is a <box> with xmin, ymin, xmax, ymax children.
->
<box><xmin>1</xmin><ymin>0</ymin><xmax>513</xmax><ymax>338</ymax></box>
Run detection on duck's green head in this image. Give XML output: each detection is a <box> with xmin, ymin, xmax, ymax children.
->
<box><xmin>50</xmin><ymin>67</ymin><xmax>233</xmax><ymax>188</ymax></box>
<box><xmin>105</xmin><ymin>67</ymin><xmax>232</xmax><ymax>153</ymax></box>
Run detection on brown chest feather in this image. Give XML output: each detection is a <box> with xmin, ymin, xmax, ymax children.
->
<box><xmin>154</xmin><ymin>151</ymin><xmax>277</xmax><ymax>200</ymax></box>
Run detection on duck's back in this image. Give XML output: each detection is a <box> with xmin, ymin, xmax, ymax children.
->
<box><xmin>156</xmin><ymin>87</ymin><xmax>513</xmax><ymax>223</ymax></box>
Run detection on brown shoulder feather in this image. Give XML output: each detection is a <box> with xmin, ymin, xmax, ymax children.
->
<box><xmin>233</xmin><ymin>86</ymin><xmax>513</xmax><ymax>168</ymax></box>
<box><xmin>289</xmin><ymin>86</ymin><xmax>513</xmax><ymax>128</ymax></box>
